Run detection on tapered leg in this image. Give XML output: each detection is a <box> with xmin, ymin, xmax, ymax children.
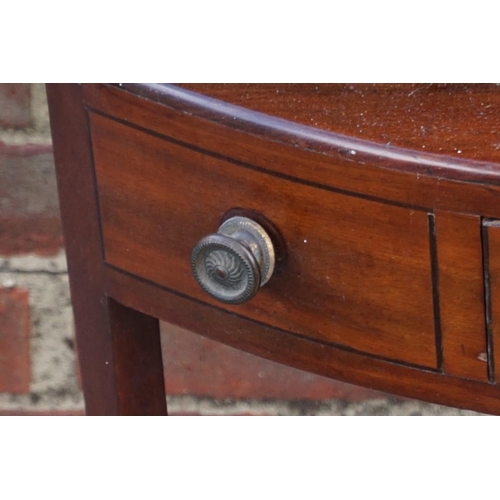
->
<box><xmin>46</xmin><ymin>84</ymin><xmax>167</xmax><ymax>415</ymax></box>
<box><xmin>76</xmin><ymin>297</ymin><xmax>167</xmax><ymax>416</ymax></box>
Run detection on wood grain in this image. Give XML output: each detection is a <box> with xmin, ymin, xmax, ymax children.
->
<box><xmin>90</xmin><ymin>111</ymin><xmax>438</xmax><ymax>368</ymax></box>
<box><xmin>48</xmin><ymin>83</ymin><xmax>500</xmax><ymax>415</ymax></box>
<box><xmin>177</xmin><ymin>84</ymin><xmax>500</xmax><ymax>165</ymax></box>
<box><xmin>435</xmin><ymin>211</ymin><xmax>488</xmax><ymax>381</ymax></box>
<box><xmin>83</xmin><ymin>84</ymin><xmax>500</xmax><ymax>220</ymax></box>
<box><xmin>483</xmin><ymin>219</ymin><xmax>500</xmax><ymax>383</ymax></box>
<box><xmin>105</xmin><ymin>266</ymin><xmax>500</xmax><ymax>415</ymax></box>
<box><xmin>46</xmin><ymin>84</ymin><xmax>167</xmax><ymax>415</ymax></box>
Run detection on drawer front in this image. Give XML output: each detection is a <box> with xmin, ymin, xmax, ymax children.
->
<box><xmin>483</xmin><ymin>219</ymin><xmax>500</xmax><ymax>382</ymax></box>
<box><xmin>90</xmin><ymin>111</ymin><xmax>439</xmax><ymax>368</ymax></box>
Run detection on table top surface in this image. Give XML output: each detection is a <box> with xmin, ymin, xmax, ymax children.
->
<box><xmin>176</xmin><ymin>83</ymin><xmax>500</xmax><ymax>165</ymax></box>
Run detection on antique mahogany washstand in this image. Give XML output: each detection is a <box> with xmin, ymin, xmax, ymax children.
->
<box><xmin>46</xmin><ymin>83</ymin><xmax>500</xmax><ymax>415</ymax></box>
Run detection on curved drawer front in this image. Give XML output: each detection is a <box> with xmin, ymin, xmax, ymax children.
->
<box><xmin>89</xmin><ymin>111</ymin><xmax>440</xmax><ymax>369</ymax></box>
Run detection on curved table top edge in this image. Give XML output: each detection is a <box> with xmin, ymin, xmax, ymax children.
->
<box><xmin>111</xmin><ymin>83</ymin><xmax>500</xmax><ymax>188</ymax></box>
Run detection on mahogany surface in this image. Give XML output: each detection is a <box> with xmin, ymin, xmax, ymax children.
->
<box><xmin>177</xmin><ymin>83</ymin><xmax>500</xmax><ymax>164</ymax></box>
<box><xmin>484</xmin><ymin>220</ymin><xmax>500</xmax><ymax>383</ymax></box>
<box><xmin>47</xmin><ymin>83</ymin><xmax>500</xmax><ymax>415</ymax></box>
<box><xmin>46</xmin><ymin>84</ymin><xmax>166</xmax><ymax>415</ymax></box>
<box><xmin>90</xmin><ymin>111</ymin><xmax>437</xmax><ymax>368</ymax></box>
<box><xmin>435</xmin><ymin>211</ymin><xmax>487</xmax><ymax>380</ymax></box>
<box><xmin>105</xmin><ymin>267</ymin><xmax>500</xmax><ymax>415</ymax></box>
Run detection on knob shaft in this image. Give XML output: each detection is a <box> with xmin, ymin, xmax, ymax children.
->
<box><xmin>191</xmin><ymin>216</ymin><xmax>275</xmax><ymax>304</ymax></box>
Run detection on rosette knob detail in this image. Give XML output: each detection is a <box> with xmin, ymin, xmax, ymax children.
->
<box><xmin>191</xmin><ymin>216</ymin><xmax>276</xmax><ymax>304</ymax></box>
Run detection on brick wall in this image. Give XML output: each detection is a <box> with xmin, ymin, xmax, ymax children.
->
<box><xmin>0</xmin><ymin>84</ymin><xmax>476</xmax><ymax>415</ymax></box>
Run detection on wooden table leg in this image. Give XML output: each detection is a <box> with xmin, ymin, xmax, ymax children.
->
<box><xmin>78</xmin><ymin>297</ymin><xmax>167</xmax><ymax>416</ymax></box>
<box><xmin>46</xmin><ymin>84</ymin><xmax>167</xmax><ymax>415</ymax></box>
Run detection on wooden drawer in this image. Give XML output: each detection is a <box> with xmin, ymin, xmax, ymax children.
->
<box><xmin>90</xmin><ymin>111</ymin><xmax>438</xmax><ymax>368</ymax></box>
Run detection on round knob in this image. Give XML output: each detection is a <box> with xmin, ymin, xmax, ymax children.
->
<box><xmin>191</xmin><ymin>216</ymin><xmax>275</xmax><ymax>304</ymax></box>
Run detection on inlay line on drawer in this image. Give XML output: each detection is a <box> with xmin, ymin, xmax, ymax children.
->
<box><xmin>89</xmin><ymin>111</ymin><xmax>438</xmax><ymax>369</ymax></box>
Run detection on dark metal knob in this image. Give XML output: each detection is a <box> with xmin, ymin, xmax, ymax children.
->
<box><xmin>191</xmin><ymin>216</ymin><xmax>275</xmax><ymax>304</ymax></box>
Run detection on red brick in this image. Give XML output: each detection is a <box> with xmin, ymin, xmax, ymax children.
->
<box><xmin>0</xmin><ymin>286</ymin><xmax>31</xmax><ymax>393</ymax></box>
<box><xmin>0</xmin><ymin>410</ymin><xmax>84</xmax><ymax>416</ymax></box>
<box><xmin>0</xmin><ymin>143</ymin><xmax>52</xmax><ymax>156</ymax></box>
<box><xmin>0</xmin><ymin>84</ymin><xmax>31</xmax><ymax>129</ymax></box>
<box><xmin>0</xmin><ymin>216</ymin><xmax>63</xmax><ymax>256</ymax></box>
<box><xmin>0</xmin><ymin>142</ymin><xmax>63</xmax><ymax>255</ymax></box>
<box><xmin>161</xmin><ymin>323</ymin><xmax>384</xmax><ymax>401</ymax></box>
